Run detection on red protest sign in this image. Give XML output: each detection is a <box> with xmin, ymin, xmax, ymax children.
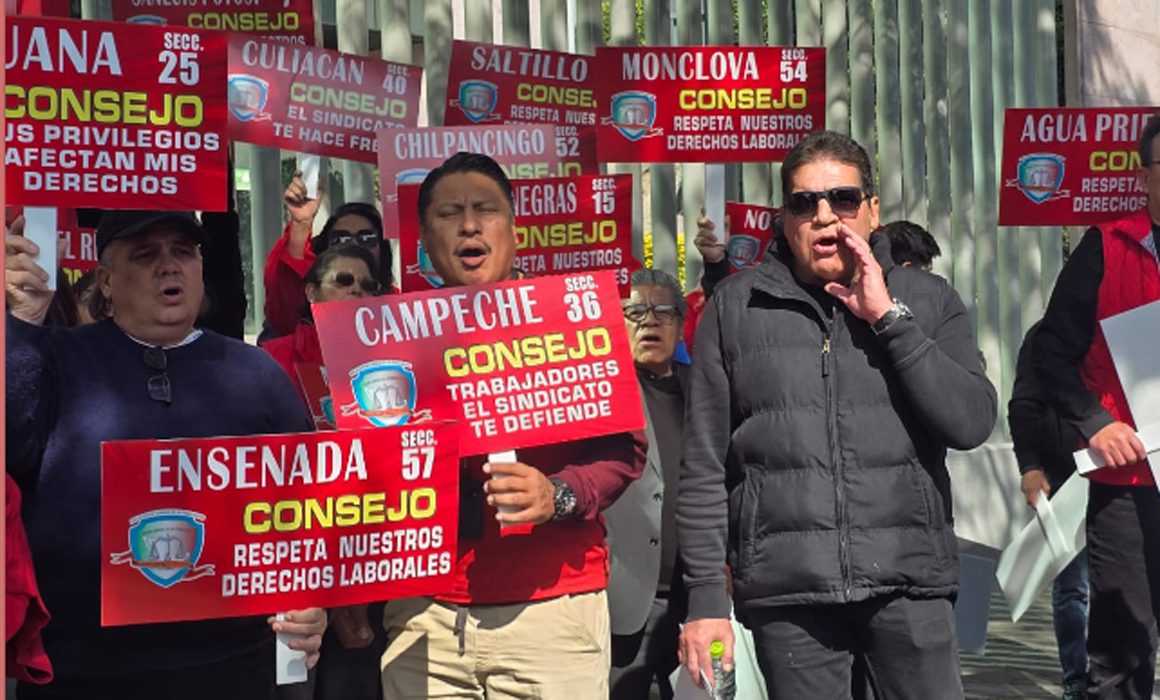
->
<box><xmin>377</xmin><ymin>124</ymin><xmax>564</xmax><ymax>238</ymax></box>
<box><xmin>593</xmin><ymin>46</ymin><xmax>825</xmax><ymax>163</ymax></box>
<box><xmin>101</xmin><ymin>424</ymin><xmax>460</xmax><ymax>626</ymax></box>
<box><xmin>444</xmin><ymin>40</ymin><xmax>598</xmax><ymax>176</ymax></box>
<box><xmin>725</xmin><ymin>202</ymin><xmax>778</xmax><ymax>273</ymax></box>
<box><xmin>5</xmin><ymin>17</ymin><xmax>228</xmax><ymax>211</ymax></box>
<box><xmin>7</xmin><ymin>0</ymin><xmax>71</xmax><ymax>16</ymax></box>
<box><xmin>5</xmin><ymin>206</ymin><xmax>97</xmax><ymax>285</ymax></box>
<box><xmin>295</xmin><ymin>362</ymin><xmax>336</xmax><ymax>431</ymax></box>
<box><xmin>227</xmin><ymin>35</ymin><xmax>422</xmax><ymax>163</ymax></box>
<box><xmin>113</xmin><ymin>0</ymin><xmax>315</xmax><ymax>46</ymax></box>
<box><xmin>998</xmin><ymin>107</ymin><xmax>1159</xmax><ymax>226</ymax></box>
<box><xmin>312</xmin><ymin>272</ymin><xmax>645</xmax><ymax>456</ymax></box>
<box><xmin>397</xmin><ymin>174</ymin><xmax>639</xmax><ymax>295</ymax></box>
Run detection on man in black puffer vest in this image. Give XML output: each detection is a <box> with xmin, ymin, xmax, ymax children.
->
<box><xmin>676</xmin><ymin>131</ymin><xmax>996</xmax><ymax>700</ymax></box>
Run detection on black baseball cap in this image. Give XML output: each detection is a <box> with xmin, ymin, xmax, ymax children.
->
<box><xmin>95</xmin><ymin>210</ymin><xmax>206</xmax><ymax>258</ymax></box>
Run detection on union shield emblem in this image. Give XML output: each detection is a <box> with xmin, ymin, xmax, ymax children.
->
<box><xmin>227</xmin><ymin>74</ymin><xmax>271</xmax><ymax>122</ymax></box>
<box><xmin>610</xmin><ymin>91</ymin><xmax>657</xmax><ymax>141</ymax></box>
<box><xmin>726</xmin><ymin>235</ymin><xmax>762</xmax><ymax>270</ymax></box>
<box><xmin>457</xmin><ymin>80</ymin><xmax>499</xmax><ymax>124</ymax></box>
<box><xmin>396</xmin><ymin>168</ymin><xmax>431</xmax><ymax>186</ymax></box>
<box><xmin>1016</xmin><ymin>153</ymin><xmax>1065</xmax><ymax>204</ymax></box>
<box><xmin>110</xmin><ymin>509</ymin><xmax>213</xmax><ymax>588</ymax></box>
<box><xmin>406</xmin><ymin>242</ymin><xmax>445</xmax><ymax>289</ymax></box>
<box><xmin>348</xmin><ymin>360</ymin><xmax>421</xmax><ymax>427</ymax></box>
<box><xmin>126</xmin><ymin>15</ymin><xmax>167</xmax><ymax>25</ymax></box>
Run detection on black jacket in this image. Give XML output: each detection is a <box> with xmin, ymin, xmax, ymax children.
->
<box><xmin>1009</xmin><ymin>321</ymin><xmax>1080</xmax><ymax>482</ymax></box>
<box><xmin>677</xmin><ymin>233</ymin><xmax>996</xmax><ymax>621</ymax></box>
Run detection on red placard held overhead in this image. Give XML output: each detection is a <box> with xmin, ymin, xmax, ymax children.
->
<box><xmin>724</xmin><ymin>202</ymin><xmax>778</xmax><ymax>273</ymax></box>
<box><xmin>313</xmin><ymin>272</ymin><xmax>645</xmax><ymax>456</ymax></box>
<box><xmin>227</xmin><ymin>35</ymin><xmax>422</xmax><ymax>163</ymax></box>
<box><xmin>444</xmin><ymin>39</ymin><xmax>598</xmax><ymax>175</ymax></box>
<box><xmin>593</xmin><ymin>46</ymin><xmax>825</xmax><ymax>163</ymax></box>
<box><xmin>377</xmin><ymin>124</ymin><xmax>562</xmax><ymax>237</ymax></box>
<box><xmin>114</xmin><ymin>0</ymin><xmax>316</xmax><ymax>46</ymax></box>
<box><xmin>397</xmin><ymin>174</ymin><xmax>639</xmax><ymax>295</ymax></box>
<box><xmin>998</xmin><ymin>107</ymin><xmax>1159</xmax><ymax>226</ymax></box>
<box><xmin>5</xmin><ymin>17</ymin><xmax>229</xmax><ymax>211</ymax></box>
<box><xmin>101</xmin><ymin>424</ymin><xmax>460</xmax><ymax>626</ymax></box>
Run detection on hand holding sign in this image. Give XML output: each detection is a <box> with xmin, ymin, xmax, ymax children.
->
<box><xmin>483</xmin><ymin>461</ymin><xmax>555</xmax><ymax>526</ymax></box>
<box><xmin>1089</xmin><ymin>421</ymin><xmax>1148</xmax><ymax>469</ymax></box>
<box><xmin>5</xmin><ymin>216</ymin><xmax>56</xmax><ymax>326</ymax></box>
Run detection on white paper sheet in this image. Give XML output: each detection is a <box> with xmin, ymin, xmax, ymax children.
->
<box><xmin>22</xmin><ymin>207</ymin><xmax>58</xmax><ymax>292</ymax></box>
<box><xmin>704</xmin><ymin>164</ymin><xmax>726</xmax><ymax>245</ymax></box>
<box><xmin>996</xmin><ymin>473</ymin><xmax>1088</xmax><ymax>622</ymax></box>
<box><xmin>1103</xmin><ymin>299</ymin><xmax>1160</xmax><ymax>426</ymax></box>
<box><xmin>297</xmin><ymin>153</ymin><xmax>321</xmax><ymax>200</ymax></box>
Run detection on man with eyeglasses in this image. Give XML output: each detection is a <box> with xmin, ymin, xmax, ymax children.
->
<box><xmin>603</xmin><ymin>268</ymin><xmax>688</xmax><ymax>699</ymax></box>
<box><xmin>1032</xmin><ymin>112</ymin><xmax>1160</xmax><ymax>699</ymax></box>
<box><xmin>5</xmin><ymin>210</ymin><xmax>327</xmax><ymax>699</ymax></box>
<box><xmin>677</xmin><ymin>130</ymin><xmax>995</xmax><ymax>699</ymax></box>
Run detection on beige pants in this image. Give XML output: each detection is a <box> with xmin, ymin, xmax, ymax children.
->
<box><xmin>380</xmin><ymin>592</ymin><xmax>610</xmax><ymax>699</ymax></box>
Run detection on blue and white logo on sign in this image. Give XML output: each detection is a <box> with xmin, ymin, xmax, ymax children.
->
<box><xmin>126</xmin><ymin>15</ymin><xmax>167</xmax><ymax>25</ymax></box>
<box><xmin>610</xmin><ymin>91</ymin><xmax>657</xmax><ymax>142</ymax></box>
<box><xmin>349</xmin><ymin>360</ymin><xmax>419</xmax><ymax>427</ymax></box>
<box><xmin>726</xmin><ymin>235</ymin><xmax>762</xmax><ymax>270</ymax></box>
<box><xmin>227</xmin><ymin>74</ymin><xmax>271</xmax><ymax>122</ymax></box>
<box><xmin>457</xmin><ymin>80</ymin><xmax>499</xmax><ymax>123</ymax></box>
<box><xmin>1016</xmin><ymin>153</ymin><xmax>1066</xmax><ymax>204</ymax></box>
<box><xmin>110</xmin><ymin>509</ymin><xmax>213</xmax><ymax>589</ymax></box>
<box><xmin>406</xmin><ymin>242</ymin><xmax>445</xmax><ymax>289</ymax></box>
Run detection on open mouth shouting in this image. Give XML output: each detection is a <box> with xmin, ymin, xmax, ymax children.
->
<box><xmin>159</xmin><ymin>280</ymin><xmax>185</xmax><ymax>304</ymax></box>
<box><xmin>455</xmin><ymin>240</ymin><xmax>491</xmax><ymax>270</ymax></box>
<box><xmin>812</xmin><ymin>232</ymin><xmax>841</xmax><ymax>256</ymax></box>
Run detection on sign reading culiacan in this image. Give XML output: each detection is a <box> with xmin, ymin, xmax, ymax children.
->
<box><xmin>312</xmin><ymin>271</ymin><xmax>645</xmax><ymax>456</ymax></box>
<box><xmin>101</xmin><ymin>424</ymin><xmax>459</xmax><ymax>626</ymax></box>
<box><xmin>724</xmin><ymin>202</ymin><xmax>778</xmax><ymax>274</ymax></box>
<box><xmin>227</xmin><ymin>34</ymin><xmax>422</xmax><ymax>163</ymax></box>
<box><xmin>377</xmin><ymin>123</ymin><xmax>563</xmax><ymax>238</ymax></box>
<box><xmin>114</xmin><ymin>0</ymin><xmax>316</xmax><ymax>46</ymax></box>
<box><xmin>397</xmin><ymin>175</ymin><xmax>639</xmax><ymax>295</ymax></box>
<box><xmin>593</xmin><ymin>46</ymin><xmax>825</xmax><ymax>163</ymax></box>
<box><xmin>444</xmin><ymin>39</ymin><xmax>598</xmax><ymax>175</ymax></box>
<box><xmin>5</xmin><ymin>16</ymin><xmax>229</xmax><ymax>211</ymax></box>
<box><xmin>998</xmin><ymin>107</ymin><xmax>1159</xmax><ymax>226</ymax></box>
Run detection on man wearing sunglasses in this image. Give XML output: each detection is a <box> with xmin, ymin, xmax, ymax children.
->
<box><xmin>605</xmin><ymin>269</ymin><xmax>688</xmax><ymax>699</ymax></box>
<box><xmin>678</xmin><ymin>130</ymin><xmax>995</xmax><ymax>700</ymax></box>
<box><xmin>1031</xmin><ymin>112</ymin><xmax>1160</xmax><ymax>699</ymax></box>
<box><xmin>5</xmin><ymin>210</ymin><xmax>327</xmax><ymax>699</ymax></box>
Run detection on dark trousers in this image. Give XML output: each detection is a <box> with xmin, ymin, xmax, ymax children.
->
<box><xmin>747</xmin><ymin>595</ymin><xmax>962</xmax><ymax>700</ymax></box>
<box><xmin>610</xmin><ymin>595</ymin><xmax>681</xmax><ymax>700</ymax></box>
<box><xmin>16</xmin><ymin>643</ymin><xmax>274</xmax><ymax>700</ymax></box>
<box><xmin>314</xmin><ymin>602</ymin><xmax>388</xmax><ymax>700</ymax></box>
<box><xmin>1086</xmin><ymin>482</ymin><xmax>1160</xmax><ymax>699</ymax></box>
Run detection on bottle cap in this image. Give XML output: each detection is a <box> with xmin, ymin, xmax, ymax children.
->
<box><xmin>709</xmin><ymin>640</ymin><xmax>725</xmax><ymax>659</ymax></box>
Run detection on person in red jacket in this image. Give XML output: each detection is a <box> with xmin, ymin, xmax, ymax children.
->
<box><xmin>263</xmin><ymin>171</ymin><xmax>393</xmax><ymax>338</ymax></box>
<box><xmin>261</xmin><ymin>243</ymin><xmax>378</xmax><ymax>389</ymax></box>
<box><xmin>1033</xmin><ymin>112</ymin><xmax>1160</xmax><ymax>698</ymax></box>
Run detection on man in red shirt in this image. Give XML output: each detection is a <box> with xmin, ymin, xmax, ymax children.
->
<box><xmin>343</xmin><ymin>152</ymin><xmax>646</xmax><ymax>698</ymax></box>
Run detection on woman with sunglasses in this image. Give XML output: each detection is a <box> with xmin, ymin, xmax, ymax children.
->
<box><xmin>261</xmin><ymin>243</ymin><xmax>379</xmax><ymax>389</ymax></box>
<box><xmin>263</xmin><ymin>170</ymin><xmax>395</xmax><ymax>340</ymax></box>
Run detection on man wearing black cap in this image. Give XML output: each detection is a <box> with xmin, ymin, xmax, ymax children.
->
<box><xmin>5</xmin><ymin>211</ymin><xmax>327</xmax><ymax>699</ymax></box>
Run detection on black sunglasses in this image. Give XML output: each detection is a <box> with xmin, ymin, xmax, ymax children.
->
<box><xmin>144</xmin><ymin>346</ymin><xmax>171</xmax><ymax>405</ymax></box>
<box><xmin>785</xmin><ymin>187</ymin><xmax>870</xmax><ymax>218</ymax></box>
<box><xmin>623</xmin><ymin>303</ymin><xmax>681</xmax><ymax>324</ymax></box>
<box><xmin>328</xmin><ymin>271</ymin><xmax>380</xmax><ymax>293</ymax></box>
<box><xmin>330</xmin><ymin>229</ymin><xmax>379</xmax><ymax>249</ymax></box>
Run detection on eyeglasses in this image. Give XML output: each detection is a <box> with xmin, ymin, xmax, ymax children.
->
<box><xmin>623</xmin><ymin>303</ymin><xmax>681</xmax><ymax>324</ymax></box>
<box><xmin>330</xmin><ymin>229</ymin><xmax>379</xmax><ymax>249</ymax></box>
<box><xmin>326</xmin><ymin>271</ymin><xmax>380</xmax><ymax>293</ymax></box>
<box><xmin>785</xmin><ymin>187</ymin><xmax>870</xmax><ymax>218</ymax></box>
<box><xmin>144</xmin><ymin>346</ymin><xmax>172</xmax><ymax>405</ymax></box>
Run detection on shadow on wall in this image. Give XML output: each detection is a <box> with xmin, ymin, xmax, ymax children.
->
<box><xmin>948</xmin><ymin>443</ymin><xmax>1033</xmax><ymax>550</ymax></box>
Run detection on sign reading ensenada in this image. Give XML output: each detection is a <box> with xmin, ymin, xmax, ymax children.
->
<box><xmin>593</xmin><ymin>46</ymin><xmax>825</xmax><ymax>163</ymax></box>
<box><xmin>444</xmin><ymin>39</ymin><xmax>598</xmax><ymax>175</ymax></box>
<box><xmin>397</xmin><ymin>175</ymin><xmax>638</xmax><ymax>296</ymax></box>
<box><xmin>114</xmin><ymin>0</ymin><xmax>316</xmax><ymax>46</ymax></box>
<box><xmin>377</xmin><ymin>124</ymin><xmax>562</xmax><ymax>238</ymax></box>
<box><xmin>998</xmin><ymin>107</ymin><xmax>1159</xmax><ymax>226</ymax></box>
<box><xmin>101</xmin><ymin>424</ymin><xmax>460</xmax><ymax>626</ymax></box>
<box><xmin>227</xmin><ymin>35</ymin><xmax>422</xmax><ymax>163</ymax></box>
<box><xmin>312</xmin><ymin>272</ymin><xmax>645</xmax><ymax>456</ymax></box>
<box><xmin>4</xmin><ymin>17</ymin><xmax>229</xmax><ymax>210</ymax></box>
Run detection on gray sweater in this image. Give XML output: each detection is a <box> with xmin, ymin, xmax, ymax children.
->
<box><xmin>677</xmin><ymin>233</ymin><xmax>996</xmax><ymax>621</ymax></box>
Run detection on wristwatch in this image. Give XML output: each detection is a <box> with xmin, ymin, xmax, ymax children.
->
<box><xmin>548</xmin><ymin>477</ymin><xmax>577</xmax><ymax>521</ymax></box>
<box><xmin>872</xmin><ymin>298</ymin><xmax>914</xmax><ymax>335</ymax></box>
